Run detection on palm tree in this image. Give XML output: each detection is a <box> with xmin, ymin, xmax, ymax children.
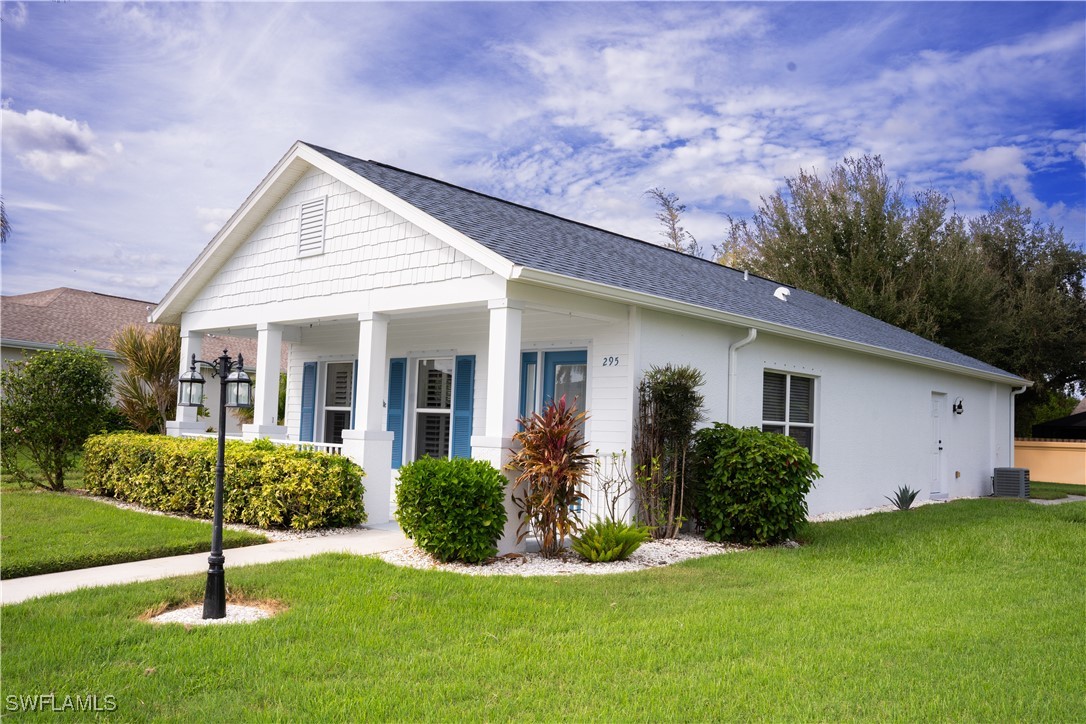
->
<box><xmin>112</xmin><ymin>324</ymin><xmax>181</xmax><ymax>433</ymax></box>
<box><xmin>1</xmin><ymin>196</ymin><xmax>10</xmax><ymax>244</ymax></box>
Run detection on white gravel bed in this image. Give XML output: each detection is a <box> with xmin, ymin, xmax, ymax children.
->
<box><xmin>148</xmin><ymin>604</ymin><xmax>274</xmax><ymax>626</ymax></box>
<box><xmin>807</xmin><ymin>496</ymin><xmax>947</xmax><ymax>522</ymax></box>
<box><xmin>378</xmin><ymin>535</ymin><xmax>750</xmax><ymax>576</ymax></box>
<box><xmin>72</xmin><ymin>490</ymin><xmax>364</xmax><ymax>541</ymax></box>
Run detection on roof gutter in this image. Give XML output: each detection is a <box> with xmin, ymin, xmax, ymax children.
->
<box><xmin>1010</xmin><ymin>384</ymin><xmax>1030</xmax><ymax>467</ymax></box>
<box><xmin>1</xmin><ymin>338</ymin><xmax>121</xmax><ymax>359</ymax></box>
<box><xmin>510</xmin><ymin>266</ymin><xmax>1028</xmax><ymax>388</ymax></box>
<box><xmin>727</xmin><ymin>328</ymin><xmax>757</xmax><ymax>424</ymax></box>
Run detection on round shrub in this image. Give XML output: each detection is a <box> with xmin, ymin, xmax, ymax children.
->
<box><xmin>689</xmin><ymin>424</ymin><xmax>821</xmax><ymax>545</ymax></box>
<box><xmin>396</xmin><ymin>456</ymin><xmax>508</xmax><ymax>563</ymax></box>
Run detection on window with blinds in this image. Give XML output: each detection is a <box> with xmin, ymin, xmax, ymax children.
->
<box><xmin>298</xmin><ymin>197</ymin><xmax>327</xmax><ymax>257</ymax></box>
<box><xmin>762</xmin><ymin>371</ymin><xmax>815</xmax><ymax>454</ymax></box>
<box><xmin>414</xmin><ymin>358</ymin><xmax>454</xmax><ymax>460</ymax></box>
<box><xmin>323</xmin><ymin>362</ymin><xmax>353</xmax><ymax>444</ymax></box>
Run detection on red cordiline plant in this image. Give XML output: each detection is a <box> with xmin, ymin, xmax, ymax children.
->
<box><xmin>507</xmin><ymin>396</ymin><xmax>592</xmax><ymax>558</ymax></box>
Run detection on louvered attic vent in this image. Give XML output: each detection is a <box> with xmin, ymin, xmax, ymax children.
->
<box><xmin>298</xmin><ymin>197</ymin><xmax>327</xmax><ymax>257</ymax></box>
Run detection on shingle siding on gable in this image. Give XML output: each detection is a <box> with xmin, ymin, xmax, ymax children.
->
<box><xmin>188</xmin><ymin>168</ymin><xmax>493</xmax><ymax>313</ymax></box>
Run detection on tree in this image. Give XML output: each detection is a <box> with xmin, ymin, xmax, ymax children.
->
<box><xmin>720</xmin><ymin>156</ymin><xmax>999</xmax><ymax>346</ymax></box>
<box><xmin>1</xmin><ymin>196</ymin><xmax>9</xmax><ymax>244</ymax></box>
<box><xmin>718</xmin><ymin>155</ymin><xmax>1086</xmax><ymax>432</ymax></box>
<box><xmin>633</xmin><ymin>364</ymin><xmax>705</xmax><ymax>539</ymax></box>
<box><xmin>646</xmin><ymin>187</ymin><xmax>701</xmax><ymax>255</ymax></box>
<box><xmin>968</xmin><ymin>201</ymin><xmax>1086</xmax><ymax>434</ymax></box>
<box><xmin>112</xmin><ymin>324</ymin><xmax>181</xmax><ymax>434</ymax></box>
<box><xmin>0</xmin><ymin>344</ymin><xmax>114</xmax><ymax>490</ymax></box>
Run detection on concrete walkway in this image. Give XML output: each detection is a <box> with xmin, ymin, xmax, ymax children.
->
<box><xmin>1030</xmin><ymin>494</ymin><xmax>1086</xmax><ymax>505</ymax></box>
<box><xmin>0</xmin><ymin>523</ymin><xmax>410</xmax><ymax>606</ymax></box>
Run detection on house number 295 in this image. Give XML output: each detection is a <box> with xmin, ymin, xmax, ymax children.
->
<box><xmin>602</xmin><ymin>356</ymin><xmax>620</xmax><ymax>367</ymax></box>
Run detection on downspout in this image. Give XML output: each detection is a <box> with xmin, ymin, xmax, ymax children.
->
<box><xmin>1009</xmin><ymin>384</ymin><xmax>1028</xmax><ymax>468</ymax></box>
<box><xmin>727</xmin><ymin>328</ymin><xmax>758</xmax><ymax>425</ymax></box>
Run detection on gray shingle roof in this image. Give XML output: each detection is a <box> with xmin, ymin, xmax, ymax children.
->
<box><xmin>1</xmin><ymin>288</ymin><xmax>156</xmax><ymax>353</ymax></box>
<box><xmin>2</xmin><ymin>287</ymin><xmax>289</xmax><ymax>371</ymax></box>
<box><xmin>309</xmin><ymin>143</ymin><xmax>1022</xmax><ymax>382</ymax></box>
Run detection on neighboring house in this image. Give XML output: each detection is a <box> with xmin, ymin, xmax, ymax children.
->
<box><xmin>1031</xmin><ymin>403</ymin><xmax>1086</xmax><ymax>441</ymax></box>
<box><xmin>152</xmin><ymin>141</ymin><xmax>1029</xmax><ymax>548</ymax></box>
<box><xmin>1</xmin><ymin>287</ymin><xmax>157</xmax><ymax>380</ymax></box>
<box><xmin>1</xmin><ymin>287</ymin><xmax>281</xmax><ymax>434</ymax></box>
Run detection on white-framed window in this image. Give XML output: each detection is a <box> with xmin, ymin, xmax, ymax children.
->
<box><xmin>321</xmin><ymin>361</ymin><xmax>353</xmax><ymax>444</ymax></box>
<box><xmin>413</xmin><ymin>357</ymin><xmax>454</xmax><ymax>460</ymax></box>
<box><xmin>298</xmin><ymin>196</ymin><xmax>327</xmax><ymax>257</ymax></box>
<box><xmin>519</xmin><ymin>349</ymin><xmax>588</xmax><ymax>420</ymax></box>
<box><xmin>762</xmin><ymin>370</ymin><xmax>815</xmax><ymax>454</ymax></box>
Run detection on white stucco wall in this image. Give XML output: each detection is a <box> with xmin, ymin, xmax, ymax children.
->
<box><xmin>638</xmin><ymin>309</ymin><xmax>1014</xmax><ymax>515</ymax></box>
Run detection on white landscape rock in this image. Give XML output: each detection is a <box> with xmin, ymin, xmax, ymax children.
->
<box><xmin>148</xmin><ymin>604</ymin><xmax>275</xmax><ymax>626</ymax></box>
<box><xmin>378</xmin><ymin>535</ymin><xmax>750</xmax><ymax>577</ymax></box>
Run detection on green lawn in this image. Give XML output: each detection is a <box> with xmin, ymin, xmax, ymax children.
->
<box><xmin>1029</xmin><ymin>481</ymin><xmax>1086</xmax><ymax>500</ymax></box>
<box><xmin>0</xmin><ymin>488</ymin><xmax>268</xmax><ymax>579</ymax></box>
<box><xmin>2</xmin><ymin>499</ymin><xmax>1083</xmax><ymax>721</ymax></box>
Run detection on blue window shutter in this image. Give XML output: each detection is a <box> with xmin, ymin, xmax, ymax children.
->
<box><xmin>300</xmin><ymin>361</ymin><xmax>317</xmax><ymax>442</ymax></box>
<box><xmin>451</xmin><ymin>355</ymin><xmax>476</xmax><ymax>459</ymax></box>
<box><xmin>387</xmin><ymin>358</ymin><xmax>407</xmax><ymax>468</ymax></box>
<box><xmin>351</xmin><ymin>359</ymin><xmax>359</xmax><ymax>428</ymax></box>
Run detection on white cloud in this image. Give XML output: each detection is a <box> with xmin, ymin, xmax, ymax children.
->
<box><xmin>958</xmin><ymin>146</ymin><xmax>1044</xmax><ymax>212</ymax></box>
<box><xmin>5</xmin><ymin>199</ymin><xmax>70</xmax><ymax>213</ymax></box>
<box><xmin>1</xmin><ymin>2</ymin><xmax>27</xmax><ymax>29</ymax></box>
<box><xmin>0</xmin><ymin>3</ymin><xmax>1082</xmax><ymax>299</ymax></box>
<box><xmin>959</xmin><ymin>146</ymin><xmax>1029</xmax><ymax>181</ymax></box>
<box><xmin>196</xmin><ymin>207</ymin><xmax>234</xmax><ymax>235</ymax></box>
<box><xmin>1</xmin><ymin>108</ymin><xmax>112</xmax><ymax>181</ymax></box>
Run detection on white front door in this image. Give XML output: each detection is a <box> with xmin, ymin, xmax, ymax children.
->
<box><xmin>930</xmin><ymin>392</ymin><xmax>947</xmax><ymax>497</ymax></box>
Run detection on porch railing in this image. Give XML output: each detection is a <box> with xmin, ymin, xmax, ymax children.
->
<box><xmin>179</xmin><ymin>432</ymin><xmax>343</xmax><ymax>456</ymax></box>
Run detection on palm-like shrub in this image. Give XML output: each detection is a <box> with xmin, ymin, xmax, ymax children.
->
<box><xmin>572</xmin><ymin>518</ymin><xmax>652</xmax><ymax>563</ymax></box>
<box><xmin>112</xmin><ymin>324</ymin><xmax>181</xmax><ymax>434</ymax></box>
<box><xmin>507</xmin><ymin>396</ymin><xmax>592</xmax><ymax>558</ymax></box>
<box><xmin>885</xmin><ymin>485</ymin><xmax>920</xmax><ymax>511</ymax></box>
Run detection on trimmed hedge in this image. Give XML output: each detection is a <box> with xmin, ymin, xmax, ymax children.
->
<box><xmin>395</xmin><ymin>456</ymin><xmax>507</xmax><ymax>563</ymax></box>
<box><xmin>689</xmin><ymin>424</ymin><xmax>821</xmax><ymax>545</ymax></box>
<box><xmin>83</xmin><ymin>433</ymin><xmax>366</xmax><ymax>530</ymax></box>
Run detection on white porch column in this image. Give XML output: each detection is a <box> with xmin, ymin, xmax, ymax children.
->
<box><xmin>243</xmin><ymin>322</ymin><xmax>287</xmax><ymax>440</ymax></box>
<box><xmin>166</xmin><ymin>328</ymin><xmax>206</xmax><ymax>436</ymax></box>
<box><xmin>340</xmin><ymin>311</ymin><xmax>395</xmax><ymax>525</ymax></box>
<box><xmin>471</xmin><ymin>299</ymin><xmax>524</xmax><ymax>554</ymax></box>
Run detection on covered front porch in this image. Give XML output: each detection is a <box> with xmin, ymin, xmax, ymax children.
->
<box><xmin>168</xmin><ymin>292</ymin><xmax>633</xmax><ymax>549</ymax></box>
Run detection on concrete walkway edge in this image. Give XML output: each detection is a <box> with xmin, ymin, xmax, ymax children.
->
<box><xmin>1</xmin><ymin>523</ymin><xmax>410</xmax><ymax>606</ymax></box>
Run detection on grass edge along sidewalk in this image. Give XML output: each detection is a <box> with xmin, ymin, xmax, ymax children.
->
<box><xmin>1</xmin><ymin>488</ymin><xmax>267</xmax><ymax>579</ymax></box>
<box><xmin>2</xmin><ymin>498</ymin><xmax>1083</xmax><ymax>722</ymax></box>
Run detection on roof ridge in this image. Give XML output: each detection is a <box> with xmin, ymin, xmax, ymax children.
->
<box><xmin>3</xmin><ymin>287</ymin><xmax>157</xmax><ymax>307</ymax></box>
<box><xmin>304</xmin><ymin>142</ymin><xmax>784</xmax><ymax>288</ymax></box>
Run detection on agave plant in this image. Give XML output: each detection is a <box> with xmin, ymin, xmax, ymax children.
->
<box><xmin>572</xmin><ymin>518</ymin><xmax>652</xmax><ymax>563</ymax></box>
<box><xmin>885</xmin><ymin>485</ymin><xmax>921</xmax><ymax>511</ymax></box>
<box><xmin>507</xmin><ymin>396</ymin><xmax>592</xmax><ymax>558</ymax></box>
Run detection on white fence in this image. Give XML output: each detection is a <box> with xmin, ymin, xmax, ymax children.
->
<box><xmin>179</xmin><ymin>433</ymin><xmax>343</xmax><ymax>457</ymax></box>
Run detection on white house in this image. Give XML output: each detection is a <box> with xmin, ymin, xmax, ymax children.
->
<box><xmin>152</xmin><ymin>141</ymin><xmax>1029</xmax><ymax>547</ymax></box>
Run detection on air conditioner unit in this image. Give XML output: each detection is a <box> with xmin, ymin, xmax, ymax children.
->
<box><xmin>993</xmin><ymin>467</ymin><xmax>1030</xmax><ymax>498</ymax></box>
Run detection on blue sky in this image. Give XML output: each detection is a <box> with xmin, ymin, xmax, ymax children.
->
<box><xmin>2</xmin><ymin>1</ymin><xmax>1083</xmax><ymax>302</ymax></box>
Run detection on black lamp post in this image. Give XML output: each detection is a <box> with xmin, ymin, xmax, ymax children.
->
<box><xmin>177</xmin><ymin>350</ymin><xmax>253</xmax><ymax>619</ymax></box>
